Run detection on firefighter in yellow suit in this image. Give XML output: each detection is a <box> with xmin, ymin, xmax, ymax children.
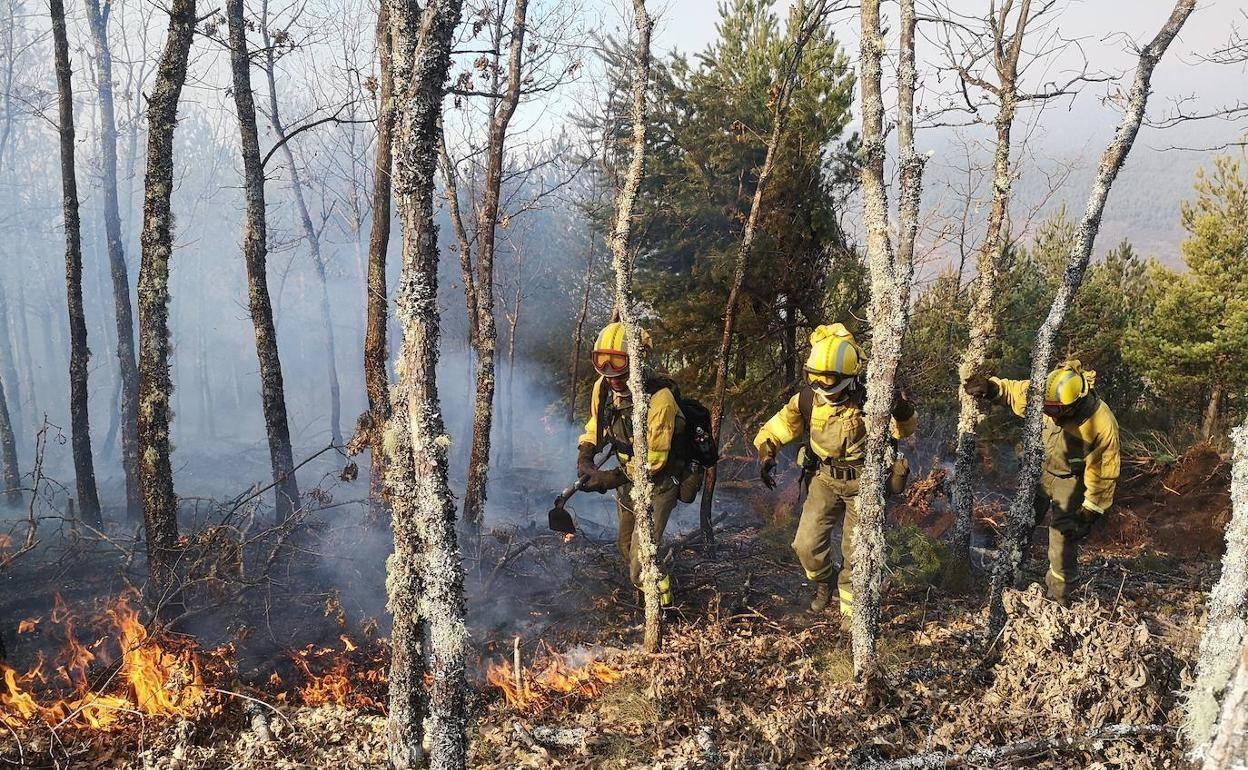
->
<box><xmin>753</xmin><ymin>324</ymin><xmax>916</xmax><ymax>625</ymax></box>
<box><xmin>577</xmin><ymin>322</ymin><xmax>683</xmax><ymax>606</ymax></box>
<box><xmin>964</xmin><ymin>360</ymin><xmax>1120</xmax><ymax>603</ymax></box>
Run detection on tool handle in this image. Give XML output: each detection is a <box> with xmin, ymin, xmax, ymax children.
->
<box><xmin>557</xmin><ymin>449</ymin><xmax>615</xmax><ymax>506</ymax></box>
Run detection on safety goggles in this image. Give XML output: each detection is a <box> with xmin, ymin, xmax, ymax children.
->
<box><xmin>1043</xmin><ymin>401</ymin><xmax>1075</xmax><ymax>420</ymax></box>
<box><xmin>806</xmin><ymin>369</ymin><xmax>854</xmax><ymax>396</ymax></box>
<box><xmin>592</xmin><ymin>349</ymin><xmax>629</xmax><ymax>378</ymax></box>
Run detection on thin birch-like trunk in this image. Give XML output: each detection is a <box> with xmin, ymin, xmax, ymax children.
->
<box><xmin>52</xmin><ymin>0</ymin><xmax>103</xmax><ymax>526</ymax></box>
<box><xmin>985</xmin><ymin>0</ymin><xmax>1196</xmax><ymax>639</ymax></box>
<box><xmin>387</xmin><ymin>0</ymin><xmax>467</xmax><ymax>766</ymax></box>
<box><xmin>566</xmin><ymin>236</ymin><xmax>596</xmax><ymax>422</ymax></box>
<box><xmin>86</xmin><ymin>0</ymin><xmax>141</xmax><ymax>520</ymax></box>
<box><xmin>363</xmin><ymin>0</ymin><xmax>394</xmax><ymax>526</ymax></box>
<box><xmin>1200</xmin><ymin>635</ymin><xmax>1248</xmax><ymax>770</ymax></box>
<box><xmin>226</xmin><ymin>0</ymin><xmax>302</xmax><ymax>523</ymax></box>
<box><xmin>1186</xmin><ymin>413</ymin><xmax>1248</xmax><ymax>756</ymax></box>
<box><xmin>701</xmin><ymin>0</ymin><xmax>826</xmax><ymax>557</ymax></box>
<box><xmin>609</xmin><ymin>0</ymin><xmax>659</xmax><ymax>653</ymax></box>
<box><xmin>850</xmin><ymin>0</ymin><xmax>923</xmax><ymax>680</ymax></box>
<box><xmin>949</xmin><ymin>0</ymin><xmax>1031</xmax><ymax>574</ymax></box>
<box><xmin>463</xmin><ymin>0</ymin><xmax>529</xmax><ymax>528</ymax></box>
<box><xmin>0</xmin><ymin>373</ymin><xmax>17</xmax><ymax>506</ymax></box>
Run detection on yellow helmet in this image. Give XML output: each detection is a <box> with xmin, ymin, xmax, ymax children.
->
<box><xmin>1044</xmin><ymin>360</ymin><xmax>1091</xmax><ymax>408</ymax></box>
<box><xmin>804</xmin><ymin>323</ymin><xmax>863</xmax><ymax>395</ymax></box>
<box><xmin>592</xmin><ymin>322</ymin><xmax>651</xmax><ymax>377</ymax></box>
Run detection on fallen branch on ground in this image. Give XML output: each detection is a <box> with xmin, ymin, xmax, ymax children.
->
<box><xmin>858</xmin><ymin>724</ymin><xmax>1172</xmax><ymax>769</ymax></box>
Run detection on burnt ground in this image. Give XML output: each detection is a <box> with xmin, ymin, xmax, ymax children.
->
<box><xmin>0</xmin><ymin>443</ymin><xmax>1230</xmax><ymax>769</ymax></box>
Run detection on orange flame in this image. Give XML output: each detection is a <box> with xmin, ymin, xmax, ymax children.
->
<box><xmin>17</xmin><ymin>618</ymin><xmax>39</xmax><ymax>634</ymax></box>
<box><xmin>0</xmin><ymin>593</ymin><xmax>206</xmax><ymax>730</ymax></box>
<box><xmin>486</xmin><ymin>649</ymin><xmax>621</xmax><ymax>713</ymax></box>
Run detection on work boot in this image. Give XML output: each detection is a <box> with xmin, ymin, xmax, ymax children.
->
<box><xmin>809</xmin><ymin>581</ymin><xmax>834</xmax><ymax>612</ymax></box>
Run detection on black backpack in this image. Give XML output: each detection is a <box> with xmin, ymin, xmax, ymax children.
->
<box><xmin>596</xmin><ymin>374</ymin><xmax>720</xmax><ymax>467</ymax></box>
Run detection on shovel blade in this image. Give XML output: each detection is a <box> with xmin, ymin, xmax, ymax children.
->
<box><xmin>548</xmin><ymin>504</ymin><xmax>576</xmax><ymax>534</ymax></box>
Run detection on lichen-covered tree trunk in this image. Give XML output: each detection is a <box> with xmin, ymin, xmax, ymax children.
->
<box><xmin>850</xmin><ymin>0</ymin><xmax>923</xmax><ymax>680</ymax></box>
<box><xmin>949</xmin><ymin>1</ymin><xmax>1031</xmax><ymax>574</ymax></box>
<box><xmin>86</xmin><ymin>0</ymin><xmax>141</xmax><ymax>521</ymax></box>
<box><xmin>363</xmin><ymin>0</ymin><xmax>395</xmax><ymax>526</ymax></box>
<box><xmin>1186</xmin><ymin>413</ymin><xmax>1248</xmax><ymax>756</ymax></box>
<box><xmin>985</xmin><ymin>0</ymin><xmax>1195</xmax><ymax>639</ymax></box>
<box><xmin>0</xmin><ymin>373</ymin><xmax>18</xmax><ymax>506</ymax></box>
<box><xmin>610</xmin><ymin>0</ymin><xmax>659</xmax><ymax>653</ymax></box>
<box><xmin>387</xmin><ymin>0</ymin><xmax>467</xmax><ymax>766</ymax></box>
<box><xmin>1200</xmin><ymin>634</ymin><xmax>1248</xmax><ymax>770</ymax></box>
<box><xmin>136</xmin><ymin>0</ymin><xmax>196</xmax><ymax>602</ymax></box>
<box><xmin>462</xmin><ymin>0</ymin><xmax>529</xmax><ymax>528</ymax></box>
<box><xmin>262</xmin><ymin>58</ymin><xmax>344</xmax><ymax>448</ymax></box>
<box><xmin>52</xmin><ymin>0</ymin><xmax>103</xmax><ymax>527</ymax></box>
<box><xmin>701</xmin><ymin>0</ymin><xmax>826</xmax><ymax>557</ymax></box>
<box><xmin>226</xmin><ymin>0</ymin><xmax>301</xmax><ymax>524</ymax></box>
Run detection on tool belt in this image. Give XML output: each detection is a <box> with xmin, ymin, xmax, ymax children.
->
<box><xmin>797</xmin><ymin>445</ymin><xmax>861</xmax><ymax>481</ymax></box>
<box><xmin>821</xmin><ymin>462</ymin><xmax>861</xmax><ymax>480</ymax></box>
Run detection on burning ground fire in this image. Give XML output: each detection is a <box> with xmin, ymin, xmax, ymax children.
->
<box><xmin>1</xmin><ymin>594</ymin><xmax>389</xmax><ymax>732</ymax></box>
<box><xmin>0</xmin><ymin>593</ymin><xmax>206</xmax><ymax>729</ymax></box>
<box><xmin>486</xmin><ymin>642</ymin><xmax>622</xmax><ymax>714</ymax></box>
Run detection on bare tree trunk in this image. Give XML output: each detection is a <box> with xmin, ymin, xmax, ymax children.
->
<box><xmin>0</xmin><ymin>373</ymin><xmax>17</xmax><ymax>506</ymax></box>
<box><xmin>363</xmin><ymin>0</ymin><xmax>394</xmax><ymax>526</ymax></box>
<box><xmin>137</xmin><ymin>0</ymin><xmax>196</xmax><ymax>604</ymax></box>
<box><xmin>985</xmin><ymin>0</ymin><xmax>1195</xmax><ymax>639</ymax></box>
<box><xmin>227</xmin><ymin>0</ymin><xmax>302</xmax><ymax>523</ymax></box>
<box><xmin>949</xmin><ymin>0</ymin><xmax>1031</xmax><ymax>575</ymax></box>
<box><xmin>462</xmin><ymin>0</ymin><xmax>529</xmax><ymax>528</ymax></box>
<box><xmin>86</xmin><ymin>0</ymin><xmax>141</xmax><ymax>521</ymax></box>
<box><xmin>503</xmin><ymin>277</ymin><xmax>520</xmax><ymax>469</ymax></box>
<box><xmin>1200</xmin><ymin>635</ymin><xmax>1248</xmax><ymax>770</ymax></box>
<box><xmin>1186</xmin><ymin>413</ymin><xmax>1248</xmax><ymax>756</ymax></box>
<box><xmin>850</xmin><ymin>0</ymin><xmax>924</xmax><ymax>680</ymax></box>
<box><xmin>609</xmin><ymin>0</ymin><xmax>659</xmax><ymax>653</ymax></box>
<box><xmin>1203</xmin><ymin>384</ymin><xmax>1223</xmax><ymax>441</ymax></box>
<box><xmin>260</xmin><ymin>31</ymin><xmax>343</xmax><ymax>447</ymax></box>
<box><xmin>438</xmin><ymin>131</ymin><xmax>478</xmax><ymax>350</ymax></box>
<box><xmin>566</xmin><ymin>236</ymin><xmax>596</xmax><ymax>422</ymax></box>
<box><xmin>701</xmin><ymin>0</ymin><xmax>827</xmax><ymax>557</ymax></box>
<box><xmin>386</xmin><ymin>0</ymin><xmax>466</xmax><ymax>766</ymax></box>
<box><xmin>52</xmin><ymin>0</ymin><xmax>103</xmax><ymax>526</ymax></box>
<box><xmin>0</xmin><ymin>285</ymin><xmax>23</xmax><ymax>447</ymax></box>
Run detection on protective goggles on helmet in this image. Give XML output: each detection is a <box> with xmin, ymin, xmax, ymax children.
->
<box><xmin>592</xmin><ymin>349</ymin><xmax>629</xmax><ymax>378</ymax></box>
<box><xmin>805</xmin><ymin>369</ymin><xmax>855</xmax><ymax>397</ymax></box>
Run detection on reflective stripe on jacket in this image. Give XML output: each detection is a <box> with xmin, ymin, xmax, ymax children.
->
<box><xmin>752</xmin><ymin>392</ymin><xmax>916</xmax><ymax>462</ymax></box>
<box><xmin>578</xmin><ymin>376</ymin><xmax>682</xmax><ymax>474</ymax></box>
<box><xmin>990</xmin><ymin>377</ymin><xmax>1120</xmax><ymax>513</ymax></box>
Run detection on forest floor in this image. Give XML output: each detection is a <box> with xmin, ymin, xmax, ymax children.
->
<box><xmin>0</xmin><ymin>443</ymin><xmax>1230</xmax><ymax>768</ymax></box>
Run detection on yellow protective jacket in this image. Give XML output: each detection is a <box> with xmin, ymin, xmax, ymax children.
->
<box><xmin>578</xmin><ymin>376</ymin><xmax>682</xmax><ymax>476</ymax></box>
<box><xmin>991</xmin><ymin>377</ymin><xmax>1121</xmax><ymax>513</ymax></box>
<box><xmin>752</xmin><ymin>392</ymin><xmax>917</xmax><ymax>463</ymax></box>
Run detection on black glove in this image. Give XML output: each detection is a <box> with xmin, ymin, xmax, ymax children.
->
<box><xmin>1055</xmin><ymin>506</ymin><xmax>1100</xmax><ymax>541</ymax></box>
<box><xmin>759</xmin><ymin>456</ymin><xmax>777</xmax><ymax>489</ymax></box>
<box><xmin>963</xmin><ymin>374</ymin><xmax>998</xmax><ymax>400</ymax></box>
<box><xmin>582</xmin><ymin>468</ymin><xmax>627</xmax><ymax>494</ymax></box>
<box><xmin>892</xmin><ymin>388</ymin><xmax>915</xmax><ymax>421</ymax></box>
<box><xmin>576</xmin><ymin>443</ymin><xmax>597</xmax><ymax>479</ymax></box>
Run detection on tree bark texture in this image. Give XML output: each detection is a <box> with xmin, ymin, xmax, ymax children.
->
<box><xmin>462</xmin><ymin>0</ymin><xmax>529</xmax><ymax>528</ymax></box>
<box><xmin>850</xmin><ymin>0</ymin><xmax>923</xmax><ymax>680</ymax></box>
<box><xmin>387</xmin><ymin>0</ymin><xmax>467</xmax><ymax>767</ymax></box>
<box><xmin>949</xmin><ymin>0</ymin><xmax>1030</xmax><ymax>574</ymax></box>
<box><xmin>262</xmin><ymin>49</ymin><xmax>344</xmax><ymax>447</ymax></box>
<box><xmin>984</xmin><ymin>0</ymin><xmax>1195</xmax><ymax>639</ymax></box>
<box><xmin>1187</xmin><ymin>414</ymin><xmax>1248</xmax><ymax>756</ymax></box>
<box><xmin>137</xmin><ymin>0</ymin><xmax>196</xmax><ymax>602</ymax></box>
<box><xmin>52</xmin><ymin>0</ymin><xmax>103</xmax><ymax>526</ymax></box>
<box><xmin>610</xmin><ymin>0</ymin><xmax>659</xmax><ymax>653</ymax></box>
<box><xmin>438</xmin><ymin>131</ymin><xmax>478</xmax><ymax>350</ymax></box>
<box><xmin>1200</xmin><ymin>633</ymin><xmax>1248</xmax><ymax>770</ymax></box>
<box><xmin>566</xmin><ymin>236</ymin><xmax>596</xmax><ymax>423</ymax></box>
<box><xmin>700</xmin><ymin>0</ymin><xmax>827</xmax><ymax>558</ymax></box>
<box><xmin>363</xmin><ymin>0</ymin><xmax>395</xmax><ymax>526</ymax></box>
<box><xmin>85</xmin><ymin>0</ymin><xmax>141</xmax><ymax>520</ymax></box>
<box><xmin>1203</xmin><ymin>384</ymin><xmax>1223</xmax><ymax>442</ymax></box>
<box><xmin>227</xmin><ymin>0</ymin><xmax>302</xmax><ymax>524</ymax></box>
<box><xmin>0</xmin><ymin>373</ymin><xmax>18</xmax><ymax>506</ymax></box>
